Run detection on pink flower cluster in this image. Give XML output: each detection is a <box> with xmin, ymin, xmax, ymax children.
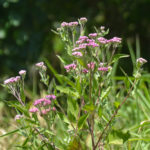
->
<box><xmin>64</xmin><ymin>63</ymin><xmax>76</xmax><ymax>72</ymax></box>
<box><xmin>87</xmin><ymin>62</ymin><xmax>95</xmax><ymax>70</ymax></box>
<box><xmin>72</xmin><ymin>52</ymin><xmax>83</xmax><ymax>57</ymax></box>
<box><xmin>89</xmin><ymin>33</ymin><xmax>98</xmax><ymax>38</ymax></box>
<box><xmin>82</xmin><ymin>69</ymin><xmax>89</xmax><ymax>74</ymax></box>
<box><xmin>72</xmin><ymin>45</ymin><xmax>86</xmax><ymax>51</ymax></box>
<box><xmin>29</xmin><ymin>95</ymin><xmax>56</xmax><ymax>115</ymax></box>
<box><xmin>98</xmin><ymin>67</ymin><xmax>108</xmax><ymax>72</ymax></box>
<box><xmin>46</xmin><ymin>94</ymin><xmax>56</xmax><ymax>100</ymax></box>
<box><xmin>34</xmin><ymin>98</ymin><xmax>51</xmax><ymax>106</ymax></box>
<box><xmin>36</xmin><ymin>62</ymin><xmax>47</xmax><ymax>70</ymax></box>
<box><xmin>98</xmin><ymin>37</ymin><xmax>122</xmax><ymax>44</ymax></box>
<box><xmin>61</xmin><ymin>21</ymin><xmax>78</xmax><ymax>28</ymax></box>
<box><xmin>4</xmin><ymin>76</ymin><xmax>21</xmax><ymax>85</ymax></box>
<box><xmin>61</xmin><ymin>17</ymin><xmax>87</xmax><ymax>28</ymax></box>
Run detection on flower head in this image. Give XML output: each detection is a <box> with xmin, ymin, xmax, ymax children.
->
<box><xmin>36</xmin><ymin>62</ymin><xmax>44</xmax><ymax>67</ymax></box>
<box><xmin>61</xmin><ymin>22</ymin><xmax>69</xmax><ymax>27</ymax></box>
<box><xmin>4</xmin><ymin>77</ymin><xmax>18</xmax><ymax>85</ymax></box>
<box><xmin>98</xmin><ymin>67</ymin><xmax>108</xmax><ymax>72</ymax></box>
<box><xmin>15</xmin><ymin>114</ymin><xmax>23</xmax><ymax>121</ymax></box>
<box><xmin>46</xmin><ymin>95</ymin><xmax>56</xmax><ymax>100</ymax></box>
<box><xmin>136</xmin><ymin>58</ymin><xmax>147</xmax><ymax>66</ymax></box>
<box><xmin>79</xmin><ymin>17</ymin><xmax>87</xmax><ymax>24</ymax></box>
<box><xmin>35</xmin><ymin>62</ymin><xmax>47</xmax><ymax>71</ymax></box>
<box><xmin>79</xmin><ymin>36</ymin><xmax>88</xmax><ymax>41</ymax></box>
<box><xmin>87</xmin><ymin>62</ymin><xmax>95</xmax><ymax>70</ymax></box>
<box><xmin>29</xmin><ymin>107</ymin><xmax>39</xmax><ymax>113</ymax></box>
<box><xmin>89</xmin><ymin>33</ymin><xmax>98</xmax><ymax>38</ymax></box>
<box><xmin>52</xmin><ymin>107</ymin><xmax>56</xmax><ymax>111</ymax></box>
<box><xmin>64</xmin><ymin>63</ymin><xmax>77</xmax><ymax>72</ymax></box>
<box><xmin>68</xmin><ymin>22</ymin><xmax>78</xmax><ymax>27</ymax></box>
<box><xmin>72</xmin><ymin>52</ymin><xmax>83</xmax><ymax>57</ymax></box>
<box><xmin>34</xmin><ymin>98</ymin><xmax>45</xmax><ymax>106</ymax></box>
<box><xmin>98</xmin><ymin>37</ymin><xmax>108</xmax><ymax>44</ymax></box>
<box><xmin>19</xmin><ymin>70</ymin><xmax>26</xmax><ymax>76</ymax></box>
<box><xmin>107</xmin><ymin>37</ymin><xmax>122</xmax><ymax>43</ymax></box>
<box><xmin>82</xmin><ymin>69</ymin><xmax>89</xmax><ymax>74</ymax></box>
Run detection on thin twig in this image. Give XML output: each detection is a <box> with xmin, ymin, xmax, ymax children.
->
<box><xmin>94</xmin><ymin>79</ymin><xmax>137</xmax><ymax>149</ymax></box>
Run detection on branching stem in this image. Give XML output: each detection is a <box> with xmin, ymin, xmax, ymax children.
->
<box><xmin>94</xmin><ymin>79</ymin><xmax>137</xmax><ymax>149</ymax></box>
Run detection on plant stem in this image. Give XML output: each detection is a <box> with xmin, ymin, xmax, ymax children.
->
<box><xmin>94</xmin><ymin>80</ymin><xmax>137</xmax><ymax>149</ymax></box>
<box><xmin>87</xmin><ymin>119</ymin><xmax>95</xmax><ymax>150</ymax></box>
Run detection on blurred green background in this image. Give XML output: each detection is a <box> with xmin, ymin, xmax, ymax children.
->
<box><xmin>0</xmin><ymin>0</ymin><xmax>149</xmax><ymax>77</ymax></box>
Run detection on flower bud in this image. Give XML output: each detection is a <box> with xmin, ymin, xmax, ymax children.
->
<box><xmin>19</xmin><ymin>70</ymin><xmax>26</xmax><ymax>76</ymax></box>
<box><xmin>79</xmin><ymin>17</ymin><xmax>87</xmax><ymax>24</ymax></box>
<box><xmin>136</xmin><ymin>58</ymin><xmax>147</xmax><ymax>66</ymax></box>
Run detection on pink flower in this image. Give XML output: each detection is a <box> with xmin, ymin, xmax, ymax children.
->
<box><xmin>72</xmin><ymin>52</ymin><xmax>83</xmax><ymax>57</ymax></box>
<box><xmin>14</xmin><ymin>76</ymin><xmax>21</xmax><ymax>82</ymax></box>
<box><xmin>41</xmin><ymin>109</ymin><xmax>47</xmax><ymax>115</ymax></box>
<box><xmin>36</xmin><ymin>62</ymin><xmax>44</xmax><ymax>67</ymax></box>
<box><xmin>19</xmin><ymin>70</ymin><xmax>26</xmax><ymax>76</ymax></box>
<box><xmin>87</xmin><ymin>62</ymin><xmax>95</xmax><ymax>70</ymax></box>
<box><xmin>79</xmin><ymin>17</ymin><xmax>87</xmax><ymax>23</ymax></box>
<box><xmin>136</xmin><ymin>58</ymin><xmax>147</xmax><ymax>66</ymax></box>
<box><xmin>43</xmin><ymin>99</ymin><xmax>51</xmax><ymax>106</ymax></box>
<box><xmin>87</xmin><ymin>42</ymin><xmax>99</xmax><ymax>48</ymax></box>
<box><xmin>87</xmin><ymin>39</ymin><xmax>95</xmax><ymax>43</ymax></box>
<box><xmin>98</xmin><ymin>37</ymin><xmax>108</xmax><ymax>44</ymax></box>
<box><xmin>107</xmin><ymin>37</ymin><xmax>122</xmax><ymax>43</ymax></box>
<box><xmin>29</xmin><ymin>107</ymin><xmax>39</xmax><ymax>113</ymax></box>
<box><xmin>100</xmin><ymin>26</ymin><xmax>105</xmax><ymax>30</ymax></box>
<box><xmin>76</xmin><ymin>39</ymin><xmax>85</xmax><ymax>45</ymax></box>
<box><xmin>64</xmin><ymin>63</ymin><xmax>77</xmax><ymax>72</ymax></box>
<box><xmin>46</xmin><ymin>107</ymin><xmax>51</xmax><ymax>112</ymax></box>
<box><xmin>52</xmin><ymin>107</ymin><xmax>56</xmax><ymax>111</ymax></box>
<box><xmin>89</xmin><ymin>33</ymin><xmax>98</xmax><ymax>38</ymax></box>
<box><xmin>79</xmin><ymin>36</ymin><xmax>88</xmax><ymax>41</ymax></box>
<box><xmin>82</xmin><ymin>69</ymin><xmax>89</xmax><ymax>74</ymax></box>
<box><xmin>46</xmin><ymin>95</ymin><xmax>56</xmax><ymax>100</ymax></box>
<box><xmin>68</xmin><ymin>22</ymin><xmax>78</xmax><ymax>27</ymax></box>
<box><xmin>72</xmin><ymin>47</ymin><xmax>80</xmax><ymax>51</ymax></box>
<box><xmin>15</xmin><ymin>114</ymin><xmax>23</xmax><ymax>121</ymax></box>
<box><xmin>98</xmin><ymin>67</ymin><xmax>108</xmax><ymax>72</ymax></box>
<box><xmin>61</xmin><ymin>22</ymin><xmax>69</xmax><ymax>27</ymax></box>
<box><xmin>34</xmin><ymin>98</ymin><xmax>45</xmax><ymax>106</ymax></box>
<box><xmin>4</xmin><ymin>77</ymin><xmax>18</xmax><ymax>85</ymax></box>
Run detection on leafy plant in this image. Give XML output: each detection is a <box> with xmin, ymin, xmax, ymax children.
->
<box><xmin>1</xmin><ymin>17</ymin><xmax>147</xmax><ymax>150</ymax></box>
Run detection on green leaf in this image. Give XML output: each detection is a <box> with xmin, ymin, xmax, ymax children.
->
<box><xmin>67</xmin><ymin>97</ymin><xmax>79</xmax><ymax>120</ymax></box>
<box><xmin>56</xmin><ymin>74</ymin><xmax>75</xmax><ymax>88</ymax></box>
<box><xmin>56</xmin><ymin>86</ymin><xmax>79</xmax><ymax>98</ymax></box>
<box><xmin>76</xmin><ymin>76</ymin><xmax>81</xmax><ymax>95</ymax></box>
<box><xmin>109</xmin><ymin>129</ymin><xmax>130</xmax><ymax>145</ymax></box>
<box><xmin>101</xmin><ymin>86</ymin><xmax>111</xmax><ymax>100</ymax></box>
<box><xmin>98</xmin><ymin>105</ymin><xmax>102</xmax><ymax>118</ymax></box>
<box><xmin>83</xmin><ymin>104</ymin><xmax>95</xmax><ymax>112</ymax></box>
<box><xmin>67</xmin><ymin>137</ymin><xmax>82</xmax><ymax>150</ymax></box>
<box><xmin>8</xmin><ymin>103</ymin><xmax>29</xmax><ymax>117</ymax></box>
<box><xmin>0</xmin><ymin>126</ymin><xmax>29</xmax><ymax>138</ymax></box>
<box><xmin>56</xmin><ymin>55</ymin><xmax>66</xmax><ymax>65</ymax></box>
<box><xmin>112</xmin><ymin>54</ymin><xmax>129</xmax><ymax>63</ymax></box>
<box><xmin>20</xmin><ymin>86</ymin><xmax>26</xmax><ymax>103</ymax></box>
<box><xmin>78</xmin><ymin>114</ymin><xmax>89</xmax><ymax>130</ymax></box>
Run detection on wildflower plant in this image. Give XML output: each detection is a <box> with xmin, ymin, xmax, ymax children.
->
<box><xmin>1</xmin><ymin>17</ymin><xmax>147</xmax><ymax>150</ymax></box>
